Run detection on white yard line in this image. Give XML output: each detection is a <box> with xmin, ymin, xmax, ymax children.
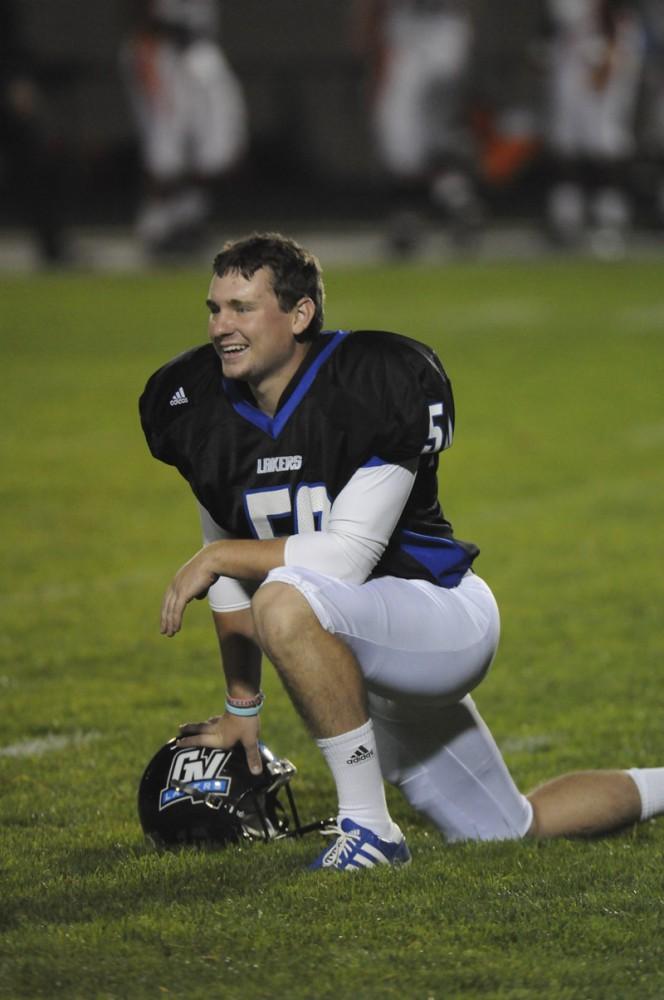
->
<box><xmin>0</xmin><ymin>730</ymin><xmax>101</xmax><ymax>758</ymax></box>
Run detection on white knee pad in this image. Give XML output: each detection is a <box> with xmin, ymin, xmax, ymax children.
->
<box><xmin>369</xmin><ymin>693</ymin><xmax>533</xmax><ymax>842</ymax></box>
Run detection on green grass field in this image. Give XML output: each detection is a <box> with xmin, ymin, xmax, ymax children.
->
<box><xmin>1</xmin><ymin>256</ymin><xmax>663</xmax><ymax>999</ymax></box>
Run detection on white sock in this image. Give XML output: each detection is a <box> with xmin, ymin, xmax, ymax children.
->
<box><xmin>316</xmin><ymin>720</ymin><xmax>400</xmax><ymax>842</ymax></box>
<box><xmin>626</xmin><ymin>768</ymin><xmax>664</xmax><ymax>821</ymax></box>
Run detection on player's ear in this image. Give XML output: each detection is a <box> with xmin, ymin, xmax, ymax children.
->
<box><xmin>291</xmin><ymin>296</ymin><xmax>316</xmax><ymax>337</ymax></box>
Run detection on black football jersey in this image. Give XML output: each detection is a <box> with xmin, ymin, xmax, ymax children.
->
<box><xmin>139</xmin><ymin>329</ymin><xmax>478</xmax><ymax>587</ymax></box>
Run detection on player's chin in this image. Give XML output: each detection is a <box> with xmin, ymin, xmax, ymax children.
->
<box><xmin>220</xmin><ymin>354</ymin><xmax>250</xmax><ymax>378</ymax></box>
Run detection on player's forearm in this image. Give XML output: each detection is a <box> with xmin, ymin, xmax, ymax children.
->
<box><xmin>202</xmin><ymin>537</ymin><xmax>287</xmax><ymax>581</ymax></box>
<box><xmin>213</xmin><ymin>609</ymin><xmax>262</xmax><ymax>698</ymax></box>
<box><xmin>220</xmin><ymin>634</ymin><xmax>263</xmax><ymax>698</ymax></box>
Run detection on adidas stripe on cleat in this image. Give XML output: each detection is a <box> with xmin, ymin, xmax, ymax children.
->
<box><xmin>309</xmin><ymin>817</ymin><xmax>411</xmax><ymax>871</ymax></box>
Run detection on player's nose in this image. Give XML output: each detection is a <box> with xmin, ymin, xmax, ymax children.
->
<box><xmin>209</xmin><ymin>309</ymin><xmax>234</xmax><ymax>338</ymax></box>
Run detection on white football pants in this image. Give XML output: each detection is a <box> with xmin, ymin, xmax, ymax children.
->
<box><xmin>121</xmin><ymin>37</ymin><xmax>247</xmax><ymax>181</ymax></box>
<box><xmin>548</xmin><ymin>16</ymin><xmax>643</xmax><ymax>159</ymax></box>
<box><xmin>264</xmin><ymin>566</ymin><xmax>533</xmax><ymax>842</ymax></box>
<box><xmin>373</xmin><ymin>9</ymin><xmax>473</xmax><ymax>176</ymax></box>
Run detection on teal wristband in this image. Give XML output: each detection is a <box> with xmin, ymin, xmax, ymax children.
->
<box><xmin>225</xmin><ymin>691</ymin><xmax>265</xmax><ymax>717</ymax></box>
<box><xmin>225</xmin><ymin>700</ymin><xmax>264</xmax><ymax>717</ymax></box>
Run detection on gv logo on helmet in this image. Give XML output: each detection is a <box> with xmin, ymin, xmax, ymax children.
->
<box><xmin>159</xmin><ymin>747</ymin><xmax>232</xmax><ymax>811</ymax></box>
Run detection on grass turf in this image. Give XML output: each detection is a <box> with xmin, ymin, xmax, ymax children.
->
<box><xmin>1</xmin><ymin>257</ymin><xmax>663</xmax><ymax>999</ymax></box>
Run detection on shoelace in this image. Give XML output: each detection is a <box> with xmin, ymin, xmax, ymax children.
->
<box><xmin>319</xmin><ymin>824</ymin><xmax>361</xmax><ymax>867</ymax></box>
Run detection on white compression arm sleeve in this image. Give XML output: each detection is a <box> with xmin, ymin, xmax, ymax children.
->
<box><xmin>284</xmin><ymin>459</ymin><xmax>417</xmax><ymax>583</ymax></box>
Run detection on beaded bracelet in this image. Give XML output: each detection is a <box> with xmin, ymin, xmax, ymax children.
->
<box><xmin>225</xmin><ymin>691</ymin><xmax>265</xmax><ymax>717</ymax></box>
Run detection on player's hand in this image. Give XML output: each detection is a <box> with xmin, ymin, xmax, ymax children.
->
<box><xmin>177</xmin><ymin>712</ymin><xmax>263</xmax><ymax>775</ymax></box>
<box><xmin>160</xmin><ymin>549</ymin><xmax>219</xmax><ymax>637</ymax></box>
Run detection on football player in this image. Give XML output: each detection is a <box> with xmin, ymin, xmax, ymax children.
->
<box><xmin>140</xmin><ymin>232</ymin><xmax>664</xmax><ymax>870</ymax></box>
<box><xmin>541</xmin><ymin>0</ymin><xmax>644</xmax><ymax>254</ymax></box>
<box><xmin>120</xmin><ymin>0</ymin><xmax>247</xmax><ymax>256</ymax></box>
<box><xmin>352</xmin><ymin>0</ymin><xmax>482</xmax><ymax>253</ymax></box>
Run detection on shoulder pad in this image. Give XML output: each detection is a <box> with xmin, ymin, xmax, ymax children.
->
<box><xmin>339</xmin><ymin>329</ymin><xmax>450</xmax><ymax>388</ymax></box>
<box><xmin>139</xmin><ymin>344</ymin><xmax>220</xmax><ymax>462</ymax></box>
<box><xmin>328</xmin><ymin>330</ymin><xmax>454</xmax><ymax>461</ymax></box>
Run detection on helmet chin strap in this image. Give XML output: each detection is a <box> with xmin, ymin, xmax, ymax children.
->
<box><xmin>168</xmin><ymin>769</ymin><xmax>333</xmax><ymax>840</ymax></box>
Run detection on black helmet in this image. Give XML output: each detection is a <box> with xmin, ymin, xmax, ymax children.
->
<box><xmin>138</xmin><ymin>739</ymin><xmax>319</xmax><ymax>848</ymax></box>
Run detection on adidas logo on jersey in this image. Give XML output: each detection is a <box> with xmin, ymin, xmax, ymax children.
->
<box><xmin>169</xmin><ymin>387</ymin><xmax>189</xmax><ymax>406</ymax></box>
<box><xmin>346</xmin><ymin>744</ymin><xmax>375</xmax><ymax>766</ymax></box>
<box><xmin>256</xmin><ymin>455</ymin><xmax>303</xmax><ymax>474</ymax></box>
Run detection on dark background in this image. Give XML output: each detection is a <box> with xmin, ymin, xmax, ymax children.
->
<box><xmin>0</xmin><ymin>0</ymin><xmax>556</xmax><ymax>229</ymax></box>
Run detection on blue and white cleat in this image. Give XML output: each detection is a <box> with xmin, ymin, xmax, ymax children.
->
<box><xmin>309</xmin><ymin>817</ymin><xmax>412</xmax><ymax>871</ymax></box>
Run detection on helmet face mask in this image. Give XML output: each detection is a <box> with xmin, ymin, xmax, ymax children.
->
<box><xmin>138</xmin><ymin>739</ymin><xmax>304</xmax><ymax>849</ymax></box>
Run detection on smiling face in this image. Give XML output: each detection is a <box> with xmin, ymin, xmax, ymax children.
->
<box><xmin>206</xmin><ymin>267</ymin><xmax>315</xmax><ymax>415</ymax></box>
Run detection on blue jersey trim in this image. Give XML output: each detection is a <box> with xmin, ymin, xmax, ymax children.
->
<box><xmin>222</xmin><ymin>330</ymin><xmax>349</xmax><ymax>439</ymax></box>
<box><xmin>400</xmin><ymin>529</ymin><xmax>474</xmax><ymax>588</ymax></box>
<box><xmin>362</xmin><ymin>455</ymin><xmax>389</xmax><ymax>468</ymax></box>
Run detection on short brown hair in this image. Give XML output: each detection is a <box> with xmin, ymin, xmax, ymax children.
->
<box><xmin>213</xmin><ymin>232</ymin><xmax>325</xmax><ymax>341</ymax></box>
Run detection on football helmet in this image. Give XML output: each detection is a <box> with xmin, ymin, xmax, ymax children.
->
<box><xmin>138</xmin><ymin>738</ymin><xmax>323</xmax><ymax>848</ymax></box>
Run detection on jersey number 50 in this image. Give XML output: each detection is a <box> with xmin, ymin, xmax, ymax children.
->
<box><xmin>244</xmin><ymin>484</ymin><xmax>330</xmax><ymax>539</ymax></box>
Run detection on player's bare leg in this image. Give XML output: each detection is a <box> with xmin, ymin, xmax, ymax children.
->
<box><xmin>527</xmin><ymin>770</ymin><xmax>644</xmax><ymax>838</ymax></box>
<box><xmin>252</xmin><ymin>581</ymin><xmax>369</xmax><ymax>737</ymax></box>
<box><xmin>252</xmin><ymin>581</ymin><xmax>406</xmax><ymax>856</ymax></box>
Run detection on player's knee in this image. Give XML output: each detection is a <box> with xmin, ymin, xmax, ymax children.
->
<box><xmin>251</xmin><ymin>581</ymin><xmax>319</xmax><ymax>658</ymax></box>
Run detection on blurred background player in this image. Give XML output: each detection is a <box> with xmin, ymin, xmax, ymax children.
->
<box><xmin>120</xmin><ymin>0</ymin><xmax>247</xmax><ymax>259</ymax></box>
<box><xmin>353</xmin><ymin>0</ymin><xmax>483</xmax><ymax>255</ymax></box>
<box><xmin>540</xmin><ymin>0</ymin><xmax>644</xmax><ymax>255</ymax></box>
